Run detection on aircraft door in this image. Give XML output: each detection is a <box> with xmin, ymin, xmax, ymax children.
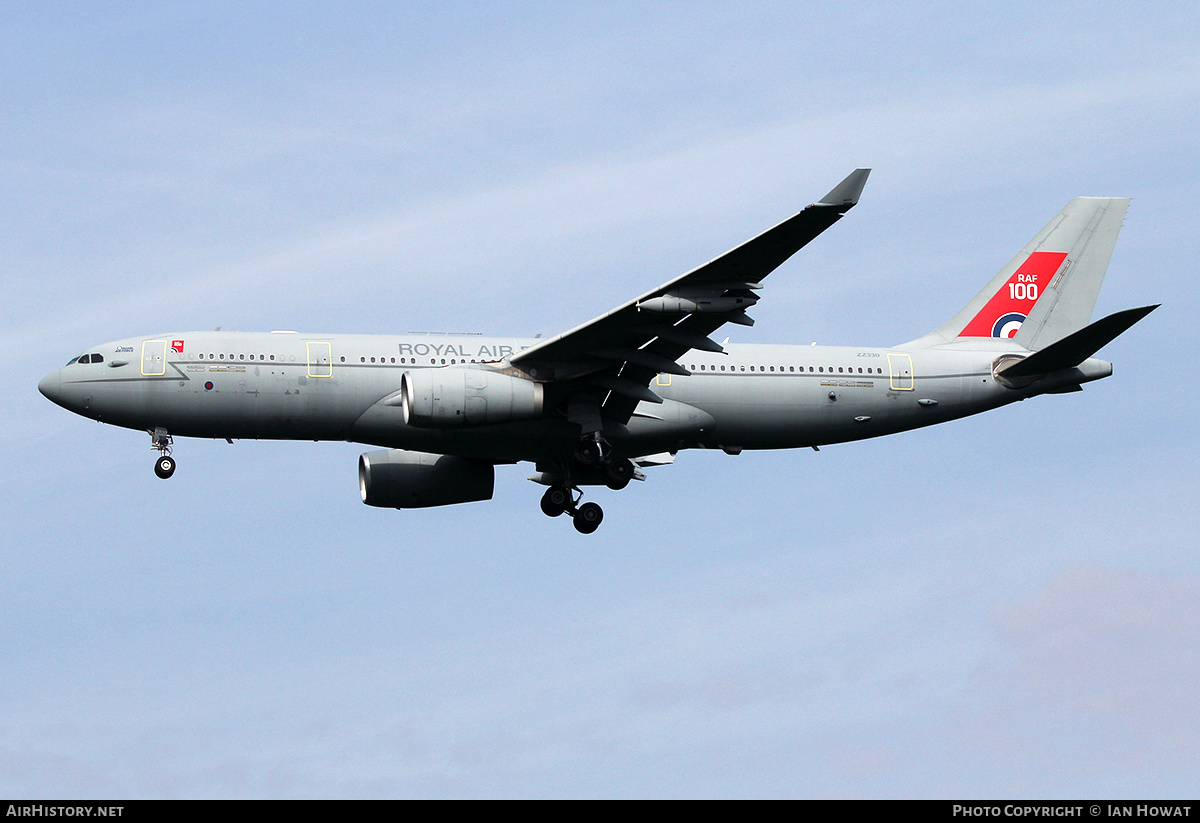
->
<box><xmin>141</xmin><ymin>340</ymin><xmax>168</xmax><ymax>376</ymax></box>
<box><xmin>887</xmin><ymin>353</ymin><xmax>914</xmax><ymax>390</ymax></box>
<box><xmin>306</xmin><ymin>342</ymin><xmax>332</xmax><ymax>377</ymax></box>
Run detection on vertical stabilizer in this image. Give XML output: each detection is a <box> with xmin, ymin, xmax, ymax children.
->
<box><xmin>911</xmin><ymin>197</ymin><xmax>1129</xmax><ymax>349</ymax></box>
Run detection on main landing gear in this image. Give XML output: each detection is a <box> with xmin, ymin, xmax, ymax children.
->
<box><xmin>540</xmin><ymin>485</ymin><xmax>605</xmax><ymax>534</ymax></box>
<box><xmin>151</xmin><ymin>427</ymin><xmax>175</xmax><ymax>479</ymax></box>
<box><xmin>538</xmin><ymin>438</ymin><xmax>637</xmax><ymax>534</ymax></box>
<box><xmin>539</xmin><ymin>484</ymin><xmax>605</xmax><ymax>534</ymax></box>
<box><xmin>572</xmin><ymin>438</ymin><xmax>635</xmax><ymax>491</ymax></box>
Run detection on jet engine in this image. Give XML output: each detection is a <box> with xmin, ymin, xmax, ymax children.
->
<box><xmin>400</xmin><ymin>368</ymin><xmax>543</xmax><ymax>428</ymax></box>
<box><xmin>359</xmin><ymin>449</ymin><xmax>494</xmax><ymax>508</ymax></box>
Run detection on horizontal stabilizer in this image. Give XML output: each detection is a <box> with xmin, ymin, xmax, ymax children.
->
<box><xmin>998</xmin><ymin>304</ymin><xmax>1158</xmax><ymax>379</ymax></box>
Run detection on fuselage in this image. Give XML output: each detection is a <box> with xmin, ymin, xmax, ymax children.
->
<box><xmin>38</xmin><ymin>330</ymin><xmax>1114</xmax><ymax>464</ymax></box>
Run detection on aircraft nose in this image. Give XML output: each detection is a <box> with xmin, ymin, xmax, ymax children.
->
<box><xmin>38</xmin><ymin>369</ymin><xmax>63</xmax><ymax>405</ymax></box>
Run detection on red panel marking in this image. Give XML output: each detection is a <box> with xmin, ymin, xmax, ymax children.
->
<box><xmin>958</xmin><ymin>251</ymin><xmax>1068</xmax><ymax>337</ymax></box>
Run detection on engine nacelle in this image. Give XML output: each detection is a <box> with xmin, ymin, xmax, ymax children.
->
<box><xmin>359</xmin><ymin>449</ymin><xmax>494</xmax><ymax>509</ymax></box>
<box><xmin>401</xmin><ymin>367</ymin><xmax>544</xmax><ymax>428</ymax></box>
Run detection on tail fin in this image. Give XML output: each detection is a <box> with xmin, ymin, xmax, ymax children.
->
<box><xmin>912</xmin><ymin>197</ymin><xmax>1130</xmax><ymax>349</ymax></box>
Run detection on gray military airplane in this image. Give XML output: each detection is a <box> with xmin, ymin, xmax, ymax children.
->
<box><xmin>39</xmin><ymin>169</ymin><xmax>1156</xmax><ymax>533</ymax></box>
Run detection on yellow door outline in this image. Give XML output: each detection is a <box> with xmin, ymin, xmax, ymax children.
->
<box><xmin>141</xmin><ymin>340</ymin><xmax>168</xmax><ymax>376</ymax></box>
<box><xmin>887</xmin><ymin>353</ymin><xmax>914</xmax><ymax>391</ymax></box>
<box><xmin>656</xmin><ymin>373</ymin><xmax>672</xmax><ymax>387</ymax></box>
<box><xmin>306</xmin><ymin>341</ymin><xmax>333</xmax><ymax>377</ymax></box>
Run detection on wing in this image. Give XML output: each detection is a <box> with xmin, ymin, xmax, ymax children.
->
<box><xmin>510</xmin><ymin>168</ymin><xmax>870</xmax><ymax>427</ymax></box>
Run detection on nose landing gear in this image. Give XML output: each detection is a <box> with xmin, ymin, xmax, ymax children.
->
<box><xmin>150</xmin><ymin>427</ymin><xmax>175</xmax><ymax>479</ymax></box>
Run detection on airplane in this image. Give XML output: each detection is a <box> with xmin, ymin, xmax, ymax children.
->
<box><xmin>38</xmin><ymin>169</ymin><xmax>1157</xmax><ymax>534</ymax></box>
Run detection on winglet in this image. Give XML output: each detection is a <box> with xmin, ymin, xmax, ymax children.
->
<box><xmin>817</xmin><ymin>168</ymin><xmax>871</xmax><ymax>209</ymax></box>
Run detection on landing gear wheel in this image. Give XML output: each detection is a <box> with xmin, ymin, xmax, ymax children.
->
<box><xmin>540</xmin><ymin>485</ymin><xmax>571</xmax><ymax>518</ymax></box>
<box><xmin>154</xmin><ymin>455</ymin><xmax>176</xmax><ymax>479</ymax></box>
<box><xmin>603</xmin><ymin>457</ymin><xmax>634</xmax><ymax>490</ymax></box>
<box><xmin>573</xmin><ymin>501</ymin><xmax>604</xmax><ymax>534</ymax></box>
<box><xmin>574</xmin><ymin>440</ymin><xmax>601</xmax><ymax>467</ymax></box>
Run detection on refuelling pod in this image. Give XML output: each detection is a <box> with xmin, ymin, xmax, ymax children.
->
<box><xmin>359</xmin><ymin>449</ymin><xmax>494</xmax><ymax>508</ymax></box>
<box><xmin>401</xmin><ymin>367</ymin><xmax>543</xmax><ymax>428</ymax></box>
<box><xmin>638</xmin><ymin>294</ymin><xmax>758</xmax><ymax>313</ymax></box>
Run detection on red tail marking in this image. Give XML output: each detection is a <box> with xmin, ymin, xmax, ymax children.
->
<box><xmin>958</xmin><ymin>251</ymin><xmax>1068</xmax><ymax>338</ymax></box>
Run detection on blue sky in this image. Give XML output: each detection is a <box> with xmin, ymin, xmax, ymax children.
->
<box><xmin>3</xmin><ymin>1</ymin><xmax>1198</xmax><ymax>797</ymax></box>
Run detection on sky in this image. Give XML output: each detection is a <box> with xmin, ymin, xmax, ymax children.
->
<box><xmin>2</xmin><ymin>1</ymin><xmax>1198</xmax><ymax>798</ymax></box>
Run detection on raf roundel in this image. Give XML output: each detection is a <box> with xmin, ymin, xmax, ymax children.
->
<box><xmin>992</xmin><ymin>312</ymin><xmax>1026</xmax><ymax>339</ymax></box>
<box><xmin>204</xmin><ymin>381</ymin><xmax>214</xmax><ymax>391</ymax></box>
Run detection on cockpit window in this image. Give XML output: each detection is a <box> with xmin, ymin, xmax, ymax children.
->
<box><xmin>66</xmin><ymin>355</ymin><xmax>81</xmax><ymax>365</ymax></box>
<box><xmin>77</xmin><ymin>354</ymin><xmax>91</xmax><ymax>364</ymax></box>
<box><xmin>91</xmin><ymin>353</ymin><xmax>104</xmax><ymax>363</ymax></box>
